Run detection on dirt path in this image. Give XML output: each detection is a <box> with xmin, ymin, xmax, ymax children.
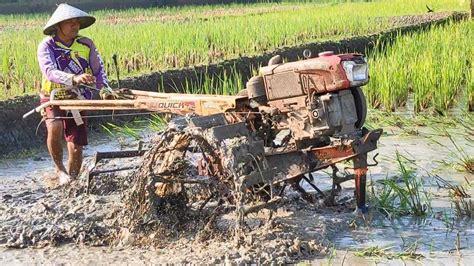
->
<box><xmin>0</xmin><ymin>125</ymin><xmax>472</xmax><ymax>264</ymax></box>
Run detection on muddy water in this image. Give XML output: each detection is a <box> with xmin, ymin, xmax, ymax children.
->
<box><xmin>307</xmin><ymin>126</ymin><xmax>473</xmax><ymax>265</ymax></box>
<box><xmin>0</xmin><ymin>125</ymin><xmax>473</xmax><ymax>264</ymax></box>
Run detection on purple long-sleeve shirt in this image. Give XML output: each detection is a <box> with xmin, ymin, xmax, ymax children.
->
<box><xmin>37</xmin><ymin>35</ymin><xmax>108</xmax><ymax>96</ymax></box>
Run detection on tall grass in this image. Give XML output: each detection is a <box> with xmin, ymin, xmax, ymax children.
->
<box><xmin>0</xmin><ymin>0</ymin><xmax>468</xmax><ymax>99</ymax></box>
<box><xmin>174</xmin><ymin>65</ymin><xmax>245</xmax><ymax>95</ymax></box>
<box><xmin>370</xmin><ymin>151</ymin><xmax>431</xmax><ymax>217</ymax></box>
<box><xmin>430</xmin><ymin>126</ymin><xmax>474</xmax><ymax>173</ymax></box>
<box><xmin>367</xmin><ymin>20</ymin><xmax>474</xmax><ymax>113</ymax></box>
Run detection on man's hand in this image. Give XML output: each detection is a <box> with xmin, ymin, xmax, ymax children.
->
<box><xmin>73</xmin><ymin>74</ymin><xmax>96</xmax><ymax>85</ymax></box>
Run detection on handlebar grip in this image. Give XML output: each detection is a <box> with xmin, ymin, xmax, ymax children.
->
<box><xmin>23</xmin><ymin>109</ymin><xmax>36</xmax><ymax>119</ymax></box>
<box><xmin>23</xmin><ymin>101</ymin><xmax>51</xmax><ymax>119</ymax></box>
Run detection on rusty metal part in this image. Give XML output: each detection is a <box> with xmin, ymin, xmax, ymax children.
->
<box><xmin>86</xmin><ymin>147</ymin><xmax>147</xmax><ymax>194</ymax></box>
<box><xmin>290</xmin><ymin>182</ymin><xmax>314</xmax><ymax>203</ymax></box>
<box><xmin>197</xmin><ymin>155</ymin><xmax>222</xmax><ymax>177</ymax></box>
<box><xmin>242</xmin><ymin>197</ymin><xmax>283</xmax><ymax>216</ymax></box>
<box><xmin>262</xmin><ymin>129</ymin><xmax>382</xmax><ymax>186</ymax></box>
<box><xmin>303</xmin><ymin>174</ymin><xmax>326</xmax><ymax>197</ymax></box>
<box><xmin>89</xmin><ymin>166</ymin><xmax>138</xmax><ymax>177</ymax></box>
<box><xmin>353</xmin><ymin>154</ymin><xmax>369</xmax><ymax>212</ymax></box>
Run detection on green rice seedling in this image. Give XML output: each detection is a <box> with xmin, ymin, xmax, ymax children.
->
<box><xmin>147</xmin><ymin>114</ymin><xmax>168</xmax><ymax>131</ymax></box>
<box><xmin>452</xmin><ymin>197</ymin><xmax>473</xmax><ymax>219</ymax></box>
<box><xmin>101</xmin><ymin>121</ymin><xmax>143</xmax><ymax>141</ymax></box>
<box><xmin>101</xmin><ymin>113</ymin><xmax>169</xmax><ymax>148</ymax></box>
<box><xmin>353</xmin><ymin>246</ymin><xmax>392</xmax><ymax>261</ymax></box>
<box><xmin>353</xmin><ymin>243</ymin><xmax>423</xmax><ymax>261</ymax></box>
<box><xmin>368</xmin><ymin>20</ymin><xmax>474</xmax><ymax>113</ymax></box>
<box><xmin>441</xmin><ymin>210</ymin><xmax>455</xmax><ymax>231</ymax></box>
<box><xmin>370</xmin><ymin>151</ymin><xmax>431</xmax><ymax>217</ymax></box>
<box><xmin>369</xmin><ymin>176</ymin><xmax>399</xmax><ymax>218</ymax></box>
<box><xmin>0</xmin><ymin>0</ymin><xmax>469</xmax><ymax>99</ymax></box>
<box><xmin>468</xmin><ymin>67</ymin><xmax>474</xmax><ymax>111</ymax></box>
<box><xmin>172</xmin><ymin>64</ymin><xmax>246</xmax><ymax>95</ymax></box>
<box><xmin>430</xmin><ymin>129</ymin><xmax>473</xmax><ymax>173</ymax></box>
<box><xmin>395</xmin><ymin>240</ymin><xmax>424</xmax><ymax>261</ymax></box>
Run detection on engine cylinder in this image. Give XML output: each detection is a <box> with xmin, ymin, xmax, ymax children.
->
<box><xmin>246</xmin><ymin>76</ymin><xmax>267</xmax><ymax>103</ymax></box>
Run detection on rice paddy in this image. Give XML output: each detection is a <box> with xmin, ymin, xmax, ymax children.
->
<box><xmin>0</xmin><ymin>0</ymin><xmax>470</xmax><ymax>106</ymax></box>
<box><xmin>367</xmin><ymin>20</ymin><xmax>474</xmax><ymax>113</ymax></box>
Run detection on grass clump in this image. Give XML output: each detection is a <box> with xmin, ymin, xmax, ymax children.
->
<box><xmin>432</xmin><ymin>173</ymin><xmax>472</xmax><ymax>219</ymax></box>
<box><xmin>102</xmin><ymin>122</ymin><xmax>143</xmax><ymax>141</ymax></box>
<box><xmin>353</xmin><ymin>243</ymin><xmax>424</xmax><ymax>261</ymax></box>
<box><xmin>370</xmin><ymin>151</ymin><xmax>431</xmax><ymax>217</ymax></box>
<box><xmin>173</xmin><ymin>65</ymin><xmax>245</xmax><ymax>95</ymax></box>
<box><xmin>353</xmin><ymin>246</ymin><xmax>392</xmax><ymax>259</ymax></box>
<box><xmin>101</xmin><ymin>114</ymin><xmax>169</xmax><ymax>147</ymax></box>
<box><xmin>453</xmin><ymin>197</ymin><xmax>473</xmax><ymax>219</ymax></box>
<box><xmin>431</xmin><ymin>126</ymin><xmax>474</xmax><ymax>174</ymax></box>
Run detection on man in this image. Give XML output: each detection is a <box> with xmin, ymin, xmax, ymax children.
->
<box><xmin>38</xmin><ymin>4</ymin><xmax>109</xmax><ymax>185</ymax></box>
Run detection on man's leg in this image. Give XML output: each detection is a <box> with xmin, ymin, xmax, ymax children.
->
<box><xmin>45</xmin><ymin>119</ymin><xmax>68</xmax><ymax>175</ymax></box>
<box><xmin>64</xmin><ymin>112</ymin><xmax>88</xmax><ymax>178</ymax></box>
<box><xmin>67</xmin><ymin>142</ymin><xmax>83</xmax><ymax>177</ymax></box>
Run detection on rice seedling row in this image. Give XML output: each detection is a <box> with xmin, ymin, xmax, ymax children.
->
<box><xmin>367</xmin><ymin>20</ymin><xmax>474</xmax><ymax>113</ymax></box>
<box><xmin>0</xmin><ymin>0</ymin><xmax>468</xmax><ymax>100</ymax></box>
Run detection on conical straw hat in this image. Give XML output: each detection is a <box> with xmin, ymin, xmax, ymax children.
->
<box><xmin>43</xmin><ymin>4</ymin><xmax>95</xmax><ymax>35</ymax></box>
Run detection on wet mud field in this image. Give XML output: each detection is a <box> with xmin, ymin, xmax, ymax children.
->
<box><xmin>0</xmin><ymin>121</ymin><xmax>472</xmax><ymax>264</ymax></box>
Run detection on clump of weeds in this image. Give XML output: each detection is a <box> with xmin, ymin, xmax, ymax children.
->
<box><xmin>102</xmin><ymin>121</ymin><xmax>143</xmax><ymax>141</ymax></box>
<box><xmin>101</xmin><ymin>114</ymin><xmax>169</xmax><ymax>147</ymax></box>
<box><xmin>452</xmin><ymin>197</ymin><xmax>473</xmax><ymax>219</ymax></box>
<box><xmin>370</xmin><ymin>151</ymin><xmax>431</xmax><ymax>217</ymax></box>
<box><xmin>431</xmin><ymin>120</ymin><xmax>473</xmax><ymax>174</ymax></box>
<box><xmin>147</xmin><ymin>114</ymin><xmax>168</xmax><ymax>131</ymax></box>
<box><xmin>353</xmin><ymin>242</ymin><xmax>423</xmax><ymax>261</ymax></box>
<box><xmin>353</xmin><ymin>246</ymin><xmax>392</xmax><ymax>261</ymax></box>
<box><xmin>365</xmin><ymin>110</ymin><xmax>419</xmax><ymax>135</ymax></box>
<box><xmin>434</xmin><ymin>175</ymin><xmax>472</xmax><ymax>219</ymax></box>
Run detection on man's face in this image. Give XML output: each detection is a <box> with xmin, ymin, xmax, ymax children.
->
<box><xmin>58</xmin><ymin>18</ymin><xmax>80</xmax><ymax>39</ymax></box>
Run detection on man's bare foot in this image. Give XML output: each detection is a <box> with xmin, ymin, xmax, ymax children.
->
<box><xmin>43</xmin><ymin>172</ymin><xmax>60</xmax><ymax>188</ymax></box>
<box><xmin>58</xmin><ymin>171</ymin><xmax>73</xmax><ymax>185</ymax></box>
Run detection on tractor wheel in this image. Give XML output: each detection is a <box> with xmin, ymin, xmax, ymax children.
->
<box><xmin>352</xmin><ymin>87</ymin><xmax>367</xmax><ymax>129</ymax></box>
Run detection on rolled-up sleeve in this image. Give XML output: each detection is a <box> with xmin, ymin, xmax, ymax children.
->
<box><xmin>37</xmin><ymin>39</ymin><xmax>74</xmax><ymax>86</ymax></box>
<box><xmin>88</xmin><ymin>41</ymin><xmax>108</xmax><ymax>89</ymax></box>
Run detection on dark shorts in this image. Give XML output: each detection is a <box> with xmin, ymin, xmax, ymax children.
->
<box><xmin>40</xmin><ymin>98</ymin><xmax>88</xmax><ymax>146</ymax></box>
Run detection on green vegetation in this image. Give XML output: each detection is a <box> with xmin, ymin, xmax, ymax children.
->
<box><xmin>432</xmin><ymin>174</ymin><xmax>472</xmax><ymax>219</ymax></box>
<box><xmin>353</xmin><ymin>243</ymin><xmax>424</xmax><ymax>261</ymax></box>
<box><xmin>0</xmin><ymin>0</ymin><xmax>468</xmax><ymax>100</ymax></box>
<box><xmin>175</xmin><ymin>65</ymin><xmax>247</xmax><ymax>95</ymax></box>
<box><xmin>370</xmin><ymin>151</ymin><xmax>431</xmax><ymax>217</ymax></box>
<box><xmin>367</xmin><ymin>20</ymin><xmax>474</xmax><ymax>113</ymax></box>
<box><xmin>101</xmin><ymin>113</ymin><xmax>168</xmax><ymax>145</ymax></box>
<box><xmin>453</xmin><ymin>197</ymin><xmax>473</xmax><ymax>219</ymax></box>
<box><xmin>430</xmin><ymin>118</ymin><xmax>474</xmax><ymax>173</ymax></box>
